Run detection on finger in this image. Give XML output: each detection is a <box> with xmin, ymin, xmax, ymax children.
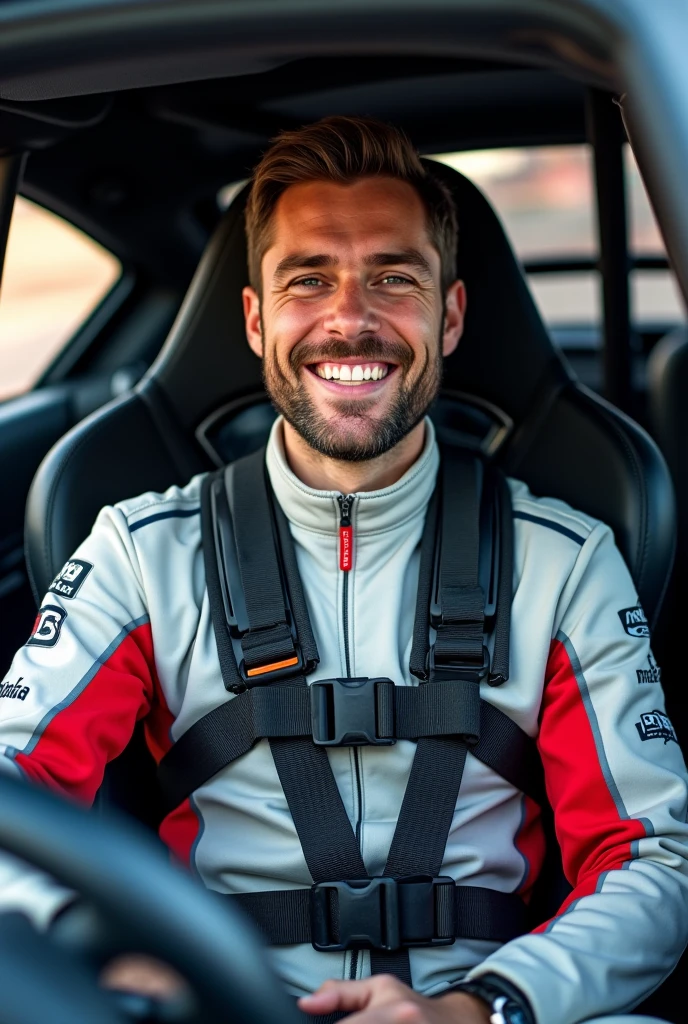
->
<box><xmin>299</xmin><ymin>976</ymin><xmax>411</xmax><ymax>1015</ymax></box>
<box><xmin>336</xmin><ymin>1001</ymin><xmax>423</xmax><ymax>1024</ymax></box>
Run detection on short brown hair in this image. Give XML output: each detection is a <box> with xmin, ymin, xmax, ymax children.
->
<box><xmin>245</xmin><ymin>115</ymin><xmax>458</xmax><ymax>295</ymax></box>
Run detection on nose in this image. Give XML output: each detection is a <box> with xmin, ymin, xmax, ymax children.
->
<box><xmin>321</xmin><ymin>276</ymin><xmax>380</xmax><ymax>338</ymax></box>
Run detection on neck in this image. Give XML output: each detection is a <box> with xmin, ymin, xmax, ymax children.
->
<box><xmin>282</xmin><ymin>420</ymin><xmax>426</xmax><ymax>493</ymax></box>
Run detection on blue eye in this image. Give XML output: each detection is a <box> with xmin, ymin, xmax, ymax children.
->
<box><xmin>295</xmin><ymin>277</ymin><xmax>323</xmax><ymax>288</ymax></box>
<box><xmin>382</xmin><ymin>275</ymin><xmax>413</xmax><ymax>285</ymax></box>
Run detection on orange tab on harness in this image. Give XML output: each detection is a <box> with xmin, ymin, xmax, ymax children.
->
<box><xmin>246</xmin><ymin>656</ymin><xmax>300</xmax><ymax>678</ymax></box>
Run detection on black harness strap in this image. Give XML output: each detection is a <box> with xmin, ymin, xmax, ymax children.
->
<box><xmin>225</xmin><ymin>883</ymin><xmax>527</xmax><ymax>946</ymax></box>
<box><xmin>371</xmin><ymin>450</ymin><xmax>484</xmax><ymax>981</ymax></box>
<box><xmin>269</xmin><ymin>735</ymin><xmax>367</xmax><ymax>883</ymax></box>
<box><xmin>157</xmin><ymin>681</ymin><xmax>534</xmax><ymax>815</ymax></box>
<box><xmin>200</xmin><ymin>472</ymin><xmax>243</xmax><ymax>693</ymax></box>
<box><xmin>229</xmin><ymin>453</ymin><xmax>301</xmax><ymax>673</ymax></box>
<box><xmin>210</xmin><ymin>451</ymin><xmax>367</xmax><ymax>884</ymax></box>
<box><xmin>160</xmin><ymin>444</ymin><xmax>535</xmax><ymax>986</ymax></box>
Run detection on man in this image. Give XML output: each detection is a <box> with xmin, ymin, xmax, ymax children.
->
<box><xmin>1</xmin><ymin>116</ymin><xmax>687</xmax><ymax>1024</ymax></box>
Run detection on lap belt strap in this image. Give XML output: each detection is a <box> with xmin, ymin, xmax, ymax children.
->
<box><xmin>225</xmin><ymin>881</ymin><xmax>527</xmax><ymax>948</ymax></box>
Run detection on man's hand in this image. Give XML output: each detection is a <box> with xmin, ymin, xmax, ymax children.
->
<box><xmin>100</xmin><ymin>955</ymin><xmax>188</xmax><ymax>1000</ymax></box>
<box><xmin>299</xmin><ymin>975</ymin><xmax>491</xmax><ymax>1023</ymax></box>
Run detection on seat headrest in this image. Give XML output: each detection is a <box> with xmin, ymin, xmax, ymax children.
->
<box><xmin>141</xmin><ymin>160</ymin><xmax>567</xmax><ymax>434</ymax></box>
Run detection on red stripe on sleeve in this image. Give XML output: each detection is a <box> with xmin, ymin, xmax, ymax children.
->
<box><xmin>159</xmin><ymin>799</ymin><xmax>201</xmax><ymax>868</ymax></box>
<box><xmin>15</xmin><ymin>623</ymin><xmax>155</xmax><ymax>804</ymax></box>
<box><xmin>514</xmin><ymin>795</ymin><xmax>546</xmax><ymax>901</ymax></box>
<box><xmin>144</xmin><ymin>672</ymin><xmax>201</xmax><ymax>868</ymax></box>
<box><xmin>532</xmin><ymin>637</ymin><xmax>646</xmax><ymax>933</ymax></box>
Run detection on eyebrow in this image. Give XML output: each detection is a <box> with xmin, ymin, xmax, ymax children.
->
<box><xmin>273</xmin><ymin>253</ymin><xmax>338</xmax><ymax>278</ymax></box>
<box><xmin>272</xmin><ymin>247</ymin><xmax>434</xmax><ymax>281</ymax></box>
<box><xmin>363</xmin><ymin>249</ymin><xmax>434</xmax><ymax>278</ymax></box>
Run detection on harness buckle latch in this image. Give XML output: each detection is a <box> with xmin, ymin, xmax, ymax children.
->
<box><xmin>310</xmin><ymin>876</ymin><xmax>456</xmax><ymax>951</ymax></box>
<box><xmin>310</xmin><ymin>677</ymin><xmax>396</xmax><ymax>746</ymax></box>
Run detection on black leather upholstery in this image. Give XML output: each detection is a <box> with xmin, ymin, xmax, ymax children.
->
<box><xmin>27</xmin><ymin>161</ymin><xmax>676</xmax><ymax>630</ymax></box>
<box><xmin>648</xmin><ymin>328</ymin><xmax>688</xmax><ymax>566</ymax></box>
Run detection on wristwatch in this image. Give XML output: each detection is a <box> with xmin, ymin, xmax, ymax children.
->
<box><xmin>453</xmin><ymin>974</ymin><xmax>534</xmax><ymax>1024</ymax></box>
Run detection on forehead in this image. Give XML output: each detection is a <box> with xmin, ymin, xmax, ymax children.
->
<box><xmin>269</xmin><ymin>177</ymin><xmax>434</xmax><ymax>257</ymax></box>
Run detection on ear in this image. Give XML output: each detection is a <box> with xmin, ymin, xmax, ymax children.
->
<box><xmin>441</xmin><ymin>280</ymin><xmax>466</xmax><ymax>358</ymax></box>
<box><xmin>243</xmin><ymin>286</ymin><xmax>263</xmax><ymax>358</ymax></box>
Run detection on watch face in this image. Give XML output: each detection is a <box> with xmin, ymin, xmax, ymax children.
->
<box><xmin>489</xmin><ymin>996</ymin><xmax>508</xmax><ymax>1024</ymax></box>
<box><xmin>490</xmin><ymin>998</ymin><xmax>528</xmax><ymax>1024</ymax></box>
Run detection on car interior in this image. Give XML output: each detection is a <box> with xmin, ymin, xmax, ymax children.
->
<box><xmin>0</xmin><ymin>1</ymin><xmax>687</xmax><ymax>1021</ymax></box>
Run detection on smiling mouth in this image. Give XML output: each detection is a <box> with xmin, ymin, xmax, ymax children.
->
<box><xmin>307</xmin><ymin>361</ymin><xmax>391</xmax><ymax>386</ymax></box>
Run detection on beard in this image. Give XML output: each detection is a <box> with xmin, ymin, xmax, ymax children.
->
<box><xmin>262</xmin><ymin>333</ymin><xmax>442</xmax><ymax>462</ymax></box>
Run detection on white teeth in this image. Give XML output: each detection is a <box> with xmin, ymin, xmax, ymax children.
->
<box><xmin>314</xmin><ymin>363</ymin><xmax>389</xmax><ymax>383</ymax></box>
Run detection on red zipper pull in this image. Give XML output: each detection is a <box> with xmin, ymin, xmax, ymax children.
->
<box><xmin>338</xmin><ymin>494</ymin><xmax>355</xmax><ymax>571</ymax></box>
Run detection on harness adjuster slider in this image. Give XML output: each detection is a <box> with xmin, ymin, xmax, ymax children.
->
<box><xmin>428</xmin><ymin>645</ymin><xmax>490</xmax><ymax>685</ymax></box>
<box><xmin>310</xmin><ymin>876</ymin><xmax>457</xmax><ymax>952</ymax></box>
<box><xmin>310</xmin><ymin>677</ymin><xmax>396</xmax><ymax>746</ymax></box>
<box><xmin>229</xmin><ymin>641</ymin><xmax>308</xmax><ymax>693</ymax></box>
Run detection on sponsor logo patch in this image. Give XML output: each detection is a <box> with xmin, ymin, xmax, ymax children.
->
<box><xmin>637</xmin><ymin>653</ymin><xmax>662</xmax><ymax>685</ymax></box>
<box><xmin>0</xmin><ymin>677</ymin><xmax>30</xmax><ymax>701</ymax></box>
<box><xmin>618</xmin><ymin>605</ymin><xmax>650</xmax><ymax>638</ymax></box>
<box><xmin>27</xmin><ymin>605</ymin><xmax>67</xmax><ymax>648</ymax></box>
<box><xmin>636</xmin><ymin>709</ymin><xmax>677</xmax><ymax>744</ymax></box>
<box><xmin>49</xmin><ymin>559</ymin><xmax>93</xmax><ymax>600</ymax></box>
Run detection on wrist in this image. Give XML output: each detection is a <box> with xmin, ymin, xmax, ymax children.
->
<box><xmin>450</xmin><ymin>975</ymin><xmax>534</xmax><ymax>1024</ymax></box>
<box><xmin>439</xmin><ymin>990</ymin><xmax>492</xmax><ymax>1022</ymax></box>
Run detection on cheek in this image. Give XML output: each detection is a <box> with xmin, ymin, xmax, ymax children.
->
<box><xmin>267</xmin><ymin>303</ymin><xmax>321</xmax><ymax>363</ymax></box>
<box><xmin>272</xmin><ymin>300</ymin><xmax>321</xmax><ymax>337</ymax></box>
<box><xmin>385</xmin><ymin>301</ymin><xmax>439</xmax><ymax>354</ymax></box>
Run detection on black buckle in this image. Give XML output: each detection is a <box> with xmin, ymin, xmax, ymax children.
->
<box><xmin>310</xmin><ymin>876</ymin><xmax>456</xmax><ymax>952</ymax></box>
<box><xmin>310</xmin><ymin>677</ymin><xmax>395</xmax><ymax>746</ymax></box>
<box><xmin>428</xmin><ymin>645</ymin><xmax>490</xmax><ymax>685</ymax></box>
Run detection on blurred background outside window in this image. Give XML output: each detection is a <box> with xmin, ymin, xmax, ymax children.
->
<box><xmin>433</xmin><ymin>145</ymin><xmax>685</xmax><ymax>333</ymax></box>
<box><xmin>0</xmin><ymin>198</ymin><xmax>121</xmax><ymax>401</ymax></box>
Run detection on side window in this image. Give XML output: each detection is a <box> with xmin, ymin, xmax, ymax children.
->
<box><xmin>0</xmin><ymin>198</ymin><xmax>122</xmax><ymax>401</ymax></box>
<box><xmin>431</xmin><ymin>144</ymin><xmax>685</xmax><ymax>337</ymax></box>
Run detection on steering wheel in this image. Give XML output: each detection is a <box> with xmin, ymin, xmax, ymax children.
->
<box><xmin>0</xmin><ymin>773</ymin><xmax>303</xmax><ymax>1024</ymax></box>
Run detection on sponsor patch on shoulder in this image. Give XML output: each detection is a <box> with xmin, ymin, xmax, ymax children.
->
<box><xmin>618</xmin><ymin>604</ymin><xmax>650</xmax><ymax>638</ymax></box>
<box><xmin>49</xmin><ymin>559</ymin><xmax>93</xmax><ymax>600</ymax></box>
<box><xmin>636</xmin><ymin>709</ymin><xmax>677</xmax><ymax>744</ymax></box>
<box><xmin>27</xmin><ymin>605</ymin><xmax>67</xmax><ymax>648</ymax></box>
<box><xmin>637</xmin><ymin>653</ymin><xmax>662</xmax><ymax>685</ymax></box>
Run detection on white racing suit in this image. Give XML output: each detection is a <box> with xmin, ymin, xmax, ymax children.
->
<box><xmin>0</xmin><ymin>416</ymin><xmax>687</xmax><ymax>1024</ymax></box>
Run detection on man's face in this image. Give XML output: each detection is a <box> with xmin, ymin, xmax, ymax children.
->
<box><xmin>243</xmin><ymin>176</ymin><xmax>465</xmax><ymax>461</ymax></box>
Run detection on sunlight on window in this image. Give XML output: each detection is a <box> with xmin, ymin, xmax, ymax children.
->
<box><xmin>431</xmin><ymin>145</ymin><xmax>597</xmax><ymax>260</ymax></box>
<box><xmin>0</xmin><ymin>198</ymin><xmax>121</xmax><ymax>401</ymax></box>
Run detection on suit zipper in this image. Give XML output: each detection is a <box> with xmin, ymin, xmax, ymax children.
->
<box><xmin>338</xmin><ymin>494</ymin><xmax>361</xmax><ymax>980</ymax></box>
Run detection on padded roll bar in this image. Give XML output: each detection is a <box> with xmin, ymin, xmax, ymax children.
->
<box><xmin>587</xmin><ymin>89</ymin><xmax>632</xmax><ymax>412</ymax></box>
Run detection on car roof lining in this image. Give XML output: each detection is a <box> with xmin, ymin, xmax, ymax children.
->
<box><xmin>0</xmin><ymin>1</ymin><xmax>620</xmax><ymax>103</ymax></box>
